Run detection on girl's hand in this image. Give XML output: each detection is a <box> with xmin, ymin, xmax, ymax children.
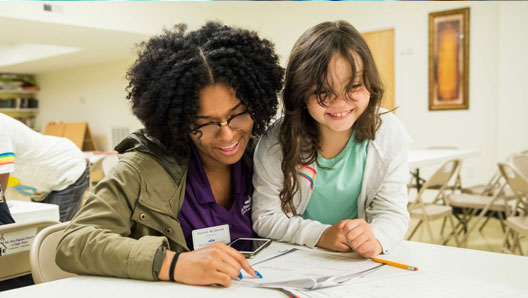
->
<box><xmin>316</xmin><ymin>222</ymin><xmax>352</xmax><ymax>252</ymax></box>
<box><xmin>340</xmin><ymin>219</ymin><xmax>382</xmax><ymax>258</ymax></box>
<box><xmin>159</xmin><ymin>242</ymin><xmax>257</xmax><ymax>287</ymax></box>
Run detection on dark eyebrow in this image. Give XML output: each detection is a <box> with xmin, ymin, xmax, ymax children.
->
<box><xmin>195</xmin><ymin>102</ymin><xmax>243</xmax><ymax>119</ymax></box>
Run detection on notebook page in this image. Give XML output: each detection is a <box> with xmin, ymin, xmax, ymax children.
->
<box><xmin>290</xmin><ymin>270</ymin><xmax>526</xmax><ymax>298</ymax></box>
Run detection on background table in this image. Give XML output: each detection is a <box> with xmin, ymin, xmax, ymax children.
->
<box><xmin>408</xmin><ymin>149</ymin><xmax>480</xmax><ymax>190</ymax></box>
<box><xmin>409</xmin><ymin>149</ymin><xmax>480</xmax><ymax>171</ymax></box>
<box><xmin>7</xmin><ymin>200</ymin><xmax>60</xmax><ymax>224</ymax></box>
<box><xmin>3</xmin><ymin>240</ymin><xmax>527</xmax><ymax>298</ymax></box>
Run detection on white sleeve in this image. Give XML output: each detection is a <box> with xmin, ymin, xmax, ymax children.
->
<box><xmin>367</xmin><ymin>116</ymin><xmax>411</xmax><ymax>254</ymax></box>
<box><xmin>0</xmin><ymin>133</ymin><xmax>15</xmax><ymax>174</ymax></box>
<box><xmin>251</xmin><ymin>124</ymin><xmax>330</xmax><ymax>248</ymax></box>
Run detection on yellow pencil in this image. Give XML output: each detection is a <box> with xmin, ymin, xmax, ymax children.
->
<box><xmin>371</xmin><ymin>257</ymin><xmax>418</xmax><ymax>271</ymax></box>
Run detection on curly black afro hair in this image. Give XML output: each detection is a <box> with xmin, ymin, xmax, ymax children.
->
<box><xmin>126</xmin><ymin>21</ymin><xmax>284</xmax><ymax>156</ymax></box>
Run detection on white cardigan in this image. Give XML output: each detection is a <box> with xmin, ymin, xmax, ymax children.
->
<box><xmin>251</xmin><ymin>112</ymin><xmax>411</xmax><ymax>254</ymax></box>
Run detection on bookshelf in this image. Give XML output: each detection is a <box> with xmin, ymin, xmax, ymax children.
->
<box><xmin>0</xmin><ymin>73</ymin><xmax>40</xmax><ymax>128</ymax></box>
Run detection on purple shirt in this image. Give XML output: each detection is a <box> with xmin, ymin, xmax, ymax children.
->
<box><xmin>178</xmin><ymin>143</ymin><xmax>256</xmax><ymax>250</ymax></box>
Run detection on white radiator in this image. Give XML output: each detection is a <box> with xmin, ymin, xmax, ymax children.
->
<box><xmin>111</xmin><ymin>126</ymin><xmax>129</xmax><ymax>149</ymax></box>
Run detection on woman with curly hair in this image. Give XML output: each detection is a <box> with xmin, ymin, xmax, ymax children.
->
<box><xmin>57</xmin><ymin>22</ymin><xmax>283</xmax><ymax>287</ymax></box>
<box><xmin>252</xmin><ymin>20</ymin><xmax>410</xmax><ymax>258</ymax></box>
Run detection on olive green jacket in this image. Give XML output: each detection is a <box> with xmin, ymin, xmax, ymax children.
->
<box><xmin>56</xmin><ymin>130</ymin><xmax>193</xmax><ymax>281</ymax></box>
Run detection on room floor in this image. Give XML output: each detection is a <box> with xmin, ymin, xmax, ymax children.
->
<box><xmin>406</xmin><ymin>216</ymin><xmax>527</xmax><ymax>255</ymax></box>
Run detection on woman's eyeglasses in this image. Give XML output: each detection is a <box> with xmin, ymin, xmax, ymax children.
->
<box><xmin>191</xmin><ymin>111</ymin><xmax>253</xmax><ymax>139</ymax></box>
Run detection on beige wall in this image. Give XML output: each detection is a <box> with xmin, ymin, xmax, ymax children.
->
<box><xmin>498</xmin><ymin>3</ymin><xmax>528</xmax><ymax>160</ymax></box>
<box><xmin>36</xmin><ymin>60</ymin><xmax>141</xmax><ymax>150</ymax></box>
<box><xmin>12</xmin><ymin>1</ymin><xmax>525</xmax><ymax>186</ymax></box>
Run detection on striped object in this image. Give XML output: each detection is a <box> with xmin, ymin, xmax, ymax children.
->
<box><xmin>297</xmin><ymin>165</ymin><xmax>317</xmax><ymax>190</ymax></box>
<box><xmin>0</xmin><ymin>152</ymin><xmax>15</xmax><ymax>166</ymax></box>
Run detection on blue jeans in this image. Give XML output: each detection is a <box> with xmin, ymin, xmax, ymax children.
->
<box><xmin>38</xmin><ymin>164</ymin><xmax>90</xmax><ymax>222</ymax></box>
<box><xmin>0</xmin><ymin>274</ymin><xmax>34</xmax><ymax>292</ymax></box>
<box><xmin>0</xmin><ymin>194</ymin><xmax>15</xmax><ymax>225</ymax></box>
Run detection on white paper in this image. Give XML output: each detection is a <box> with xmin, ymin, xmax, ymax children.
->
<box><xmin>237</xmin><ymin>248</ymin><xmax>382</xmax><ymax>290</ymax></box>
<box><xmin>290</xmin><ymin>270</ymin><xmax>526</xmax><ymax>298</ymax></box>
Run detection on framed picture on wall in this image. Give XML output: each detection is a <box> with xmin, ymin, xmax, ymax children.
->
<box><xmin>428</xmin><ymin>7</ymin><xmax>470</xmax><ymax>111</ymax></box>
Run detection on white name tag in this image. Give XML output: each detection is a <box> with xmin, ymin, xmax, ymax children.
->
<box><xmin>191</xmin><ymin>224</ymin><xmax>230</xmax><ymax>250</ymax></box>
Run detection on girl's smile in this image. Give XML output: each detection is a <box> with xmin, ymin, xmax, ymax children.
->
<box><xmin>326</xmin><ymin>109</ymin><xmax>354</xmax><ymax>120</ymax></box>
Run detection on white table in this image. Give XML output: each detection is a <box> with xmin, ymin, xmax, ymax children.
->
<box><xmin>7</xmin><ymin>200</ymin><xmax>60</xmax><ymax>224</ymax></box>
<box><xmin>408</xmin><ymin>149</ymin><xmax>480</xmax><ymax>191</ymax></box>
<box><xmin>409</xmin><ymin>148</ymin><xmax>480</xmax><ymax>171</ymax></box>
<box><xmin>3</xmin><ymin>240</ymin><xmax>528</xmax><ymax>297</ymax></box>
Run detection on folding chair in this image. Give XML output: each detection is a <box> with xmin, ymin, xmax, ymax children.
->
<box><xmin>0</xmin><ymin>220</ymin><xmax>59</xmax><ymax>281</ymax></box>
<box><xmin>511</xmin><ymin>154</ymin><xmax>528</xmax><ymax>178</ymax></box>
<box><xmin>448</xmin><ymin>162</ymin><xmax>518</xmax><ymax>247</ymax></box>
<box><xmin>448</xmin><ymin>154</ymin><xmax>520</xmax><ymax>237</ymax></box>
<box><xmin>407</xmin><ymin>159</ymin><xmax>461</xmax><ymax>246</ymax></box>
<box><xmin>460</xmin><ymin>154</ymin><xmax>518</xmax><ymax>197</ymax></box>
<box><xmin>408</xmin><ymin>147</ymin><xmax>463</xmax><ymax>194</ymax></box>
<box><xmin>30</xmin><ymin>222</ymin><xmax>76</xmax><ymax>283</ymax></box>
<box><xmin>460</xmin><ymin>171</ymin><xmax>502</xmax><ymax>196</ymax></box>
<box><xmin>498</xmin><ymin>163</ymin><xmax>528</xmax><ymax>255</ymax></box>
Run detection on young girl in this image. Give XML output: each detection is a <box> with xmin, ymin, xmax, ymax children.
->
<box><xmin>252</xmin><ymin>20</ymin><xmax>410</xmax><ymax>258</ymax></box>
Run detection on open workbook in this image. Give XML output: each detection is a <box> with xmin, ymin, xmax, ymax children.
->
<box><xmin>236</xmin><ymin>248</ymin><xmax>383</xmax><ymax>290</ymax></box>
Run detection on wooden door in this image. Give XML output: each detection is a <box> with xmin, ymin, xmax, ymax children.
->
<box><xmin>362</xmin><ymin>29</ymin><xmax>395</xmax><ymax>112</ymax></box>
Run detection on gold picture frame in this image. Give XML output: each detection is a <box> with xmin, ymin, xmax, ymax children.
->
<box><xmin>429</xmin><ymin>7</ymin><xmax>470</xmax><ymax>111</ymax></box>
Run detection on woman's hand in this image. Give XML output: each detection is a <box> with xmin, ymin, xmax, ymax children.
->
<box><xmin>316</xmin><ymin>222</ymin><xmax>351</xmax><ymax>252</ymax></box>
<box><xmin>340</xmin><ymin>219</ymin><xmax>382</xmax><ymax>258</ymax></box>
<box><xmin>159</xmin><ymin>242</ymin><xmax>257</xmax><ymax>287</ymax></box>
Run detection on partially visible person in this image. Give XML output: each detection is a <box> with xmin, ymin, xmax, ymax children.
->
<box><xmin>0</xmin><ymin>182</ymin><xmax>15</xmax><ymax>225</ymax></box>
<box><xmin>0</xmin><ymin>113</ymin><xmax>89</xmax><ymax>222</ymax></box>
<box><xmin>0</xmin><ymin>154</ymin><xmax>23</xmax><ymax>292</ymax></box>
<box><xmin>56</xmin><ymin>22</ymin><xmax>283</xmax><ymax>287</ymax></box>
<box><xmin>252</xmin><ymin>20</ymin><xmax>410</xmax><ymax>259</ymax></box>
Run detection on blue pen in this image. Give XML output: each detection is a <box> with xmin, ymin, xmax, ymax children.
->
<box><xmin>237</xmin><ymin>271</ymin><xmax>262</xmax><ymax>280</ymax></box>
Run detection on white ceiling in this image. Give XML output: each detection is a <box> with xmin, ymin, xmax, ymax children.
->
<box><xmin>0</xmin><ymin>16</ymin><xmax>150</xmax><ymax>74</ymax></box>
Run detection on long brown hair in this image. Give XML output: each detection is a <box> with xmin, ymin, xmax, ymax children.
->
<box><xmin>279</xmin><ymin>20</ymin><xmax>384</xmax><ymax>215</ymax></box>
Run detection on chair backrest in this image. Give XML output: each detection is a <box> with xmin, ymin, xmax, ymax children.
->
<box><xmin>498</xmin><ymin>162</ymin><xmax>528</xmax><ymax>195</ymax></box>
<box><xmin>29</xmin><ymin>221</ymin><xmax>76</xmax><ymax>284</ymax></box>
<box><xmin>426</xmin><ymin>147</ymin><xmax>463</xmax><ymax>191</ymax></box>
<box><xmin>475</xmin><ymin>153</ymin><xmax>517</xmax><ymax>196</ymax></box>
<box><xmin>498</xmin><ymin>162</ymin><xmax>528</xmax><ymax>216</ymax></box>
<box><xmin>414</xmin><ymin>159</ymin><xmax>460</xmax><ymax>205</ymax></box>
<box><xmin>422</xmin><ymin>159</ymin><xmax>460</xmax><ymax>190</ymax></box>
<box><xmin>511</xmin><ymin>154</ymin><xmax>528</xmax><ymax>179</ymax></box>
<box><xmin>0</xmin><ymin>220</ymin><xmax>59</xmax><ymax>281</ymax></box>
